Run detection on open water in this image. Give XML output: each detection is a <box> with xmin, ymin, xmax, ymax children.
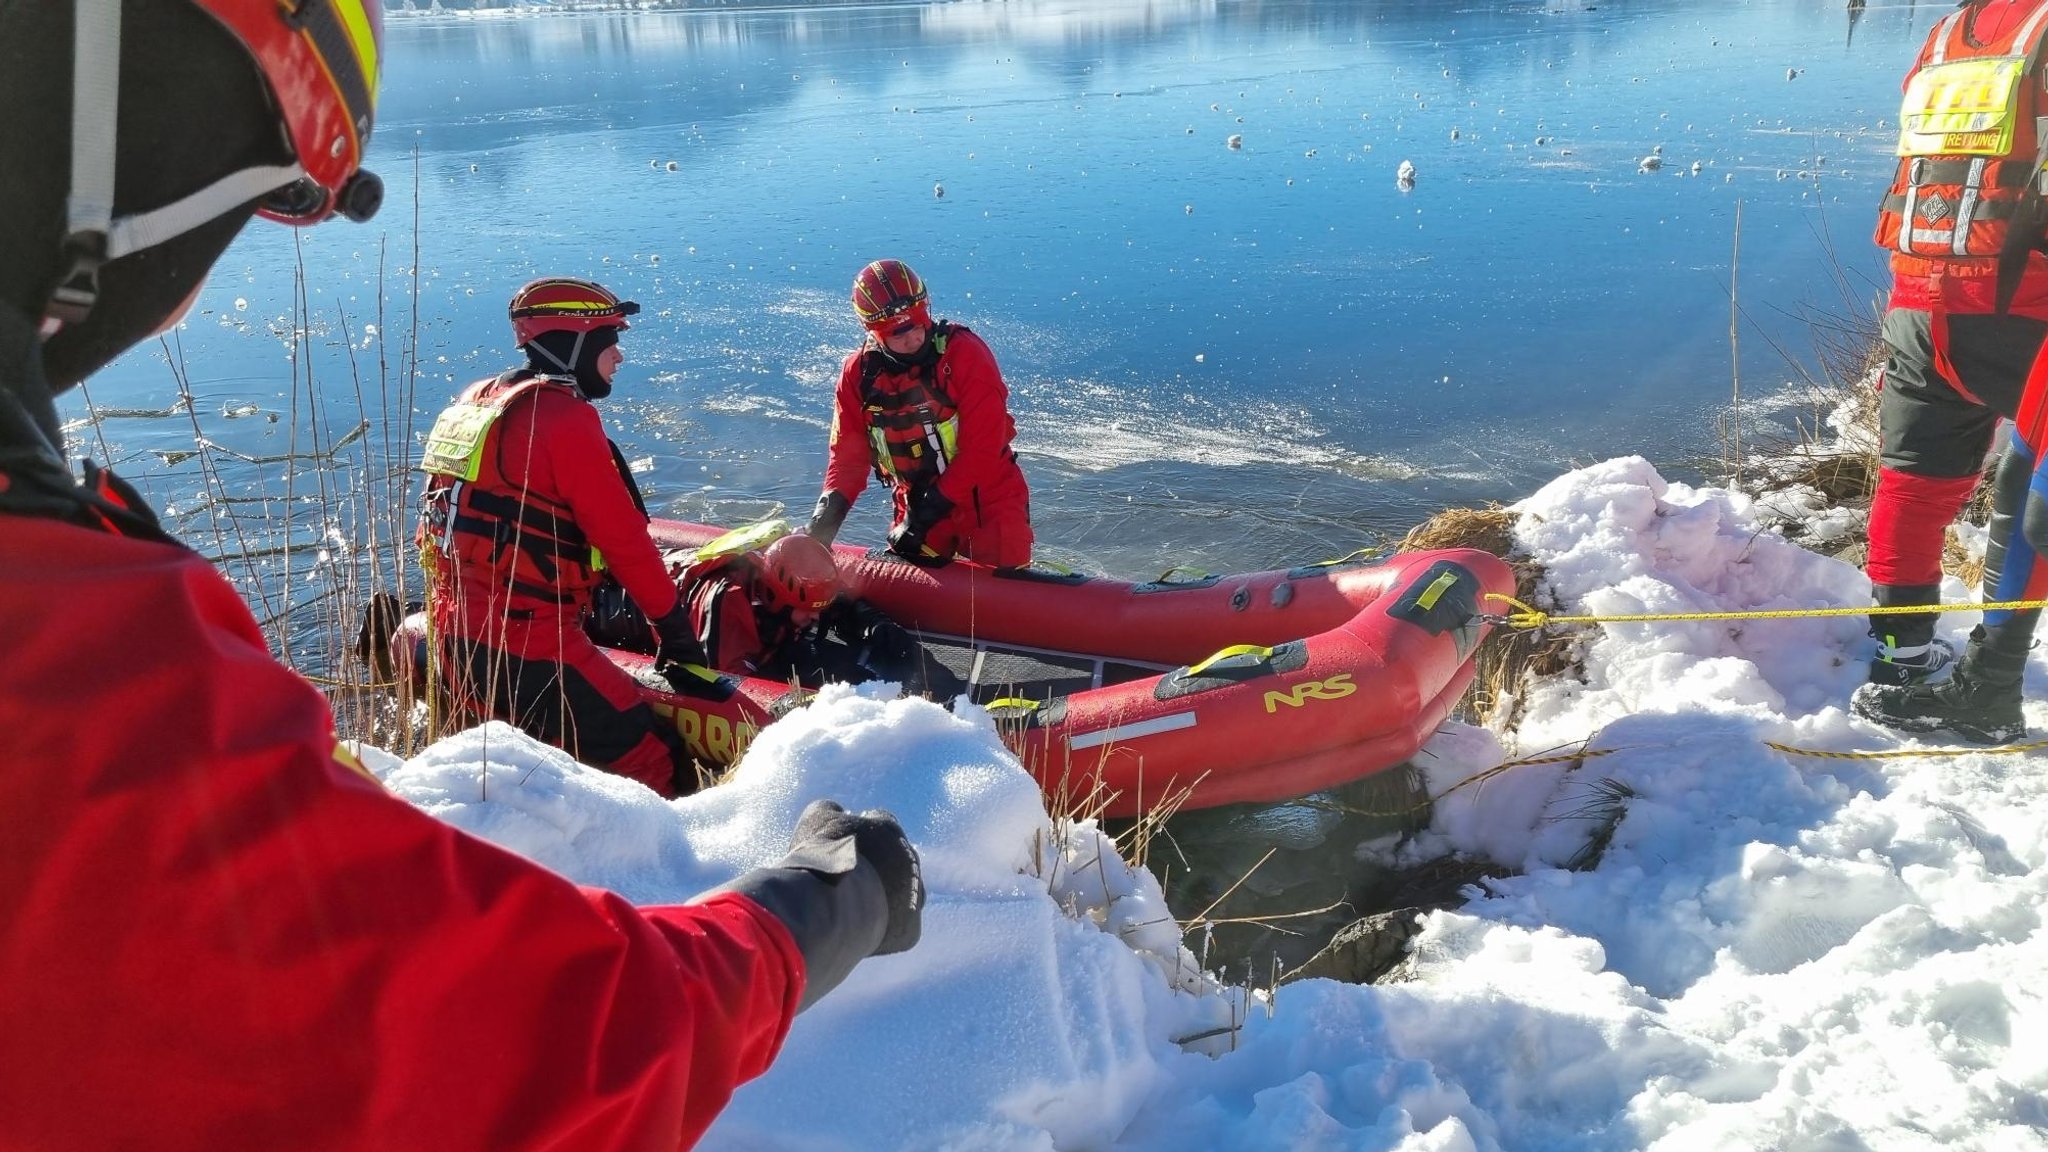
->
<box><xmin>73</xmin><ymin>0</ymin><xmax>1934</xmax><ymax>582</ymax></box>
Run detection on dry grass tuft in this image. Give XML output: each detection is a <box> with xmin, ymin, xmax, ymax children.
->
<box><xmin>1773</xmin><ymin>447</ymin><xmax>1877</xmax><ymax>504</ymax></box>
<box><xmin>1396</xmin><ymin>504</ymin><xmax>1517</xmax><ymax>557</ymax></box>
<box><xmin>1946</xmin><ymin>523</ymin><xmax>1987</xmax><ymax>589</ymax></box>
<box><xmin>1556</xmin><ymin>776</ymin><xmax>1638</xmax><ymax>873</ymax></box>
<box><xmin>1396</xmin><ymin>505</ymin><xmax>1578</xmax><ymax>728</ymax></box>
<box><xmin>1728</xmin><ymin>336</ymin><xmax>1998</xmax><ymax>578</ymax></box>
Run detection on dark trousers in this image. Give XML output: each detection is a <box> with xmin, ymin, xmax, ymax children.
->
<box><xmin>1869</xmin><ymin>308</ymin><xmax>2048</xmax><ymax>647</ymax></box>
<box><xmin>441</xmin><ymin>633</ymin><xmax>688</xmax><ymax>796</ymax></box>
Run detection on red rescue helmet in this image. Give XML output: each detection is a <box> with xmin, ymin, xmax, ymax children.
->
<box><xmin>851</xmin><ymin>259</ymin><xmax>932</xmax><ymax>333</ymax></box>
<box><xmin>199</xmin><ymin>0</ymin><xmax>386</xmax><ymax>225</ymax></box>
<box><xmin>509</xmin><ymin>278</ymin><xmax>640</xmax><ymax>346</ymax></box>
<box><xmin>44</xmin><ymin>0</ymin><xmax>386</xmax><ymax>329</ymax></box>
<box><xmin>758</xmin><ymin>534</ymin><xmax>843</xmax><ymax>616</ymax></box>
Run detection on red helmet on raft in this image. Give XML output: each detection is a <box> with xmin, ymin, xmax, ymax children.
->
<box><xmin>851</xmin><ymin>259</ymin><xmax>931</xmax><ymax>334</ymax></box>
<box><xmin>508</xmin><ymin>278</ymin><xmax>640</xmax><ymax>346</ymax></box>
<box><xmin>757</xmin><ymin>534</ymin><xmax>843</xmax><ymax>616</ymax></box>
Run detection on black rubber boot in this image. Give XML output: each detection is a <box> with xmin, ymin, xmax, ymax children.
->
<box><xmin>1851</xmin><ymin>618</ymin><xmax>2032</xmax><ymax>744</ymax></box>
<box><xmin>1867</xmin><ymin>583</ymin><xmax>1949</xmax><ymax>686</ymax></box>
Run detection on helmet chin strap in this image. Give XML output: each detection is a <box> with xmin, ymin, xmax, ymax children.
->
<box><xmin>526</xmin><ymin>331</ymin><xmax>613</xmax><ymax>398</ymax></box>
<box><xmin>526</xmin><ymin>330</ymin><xmax>588</xmax><ymax>375</ymax></box>
<box><xmin>44</xmin><ymin>0</ymin><xmax>304</xmax><ymax>337</ymax></box>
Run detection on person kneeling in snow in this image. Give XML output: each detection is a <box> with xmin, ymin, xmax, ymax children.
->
<box><xmin>0</xmin><ymin>5</ymin><xmax>921</xmax><ymax>1151</ymax></box>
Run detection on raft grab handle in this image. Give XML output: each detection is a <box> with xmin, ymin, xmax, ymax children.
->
<box><xmin>1188</xmin><ymin>644</ymin><xmax>1274</xmax><ymax>676</ymax></box>
<box><xmin>1155</xmin><ymin>640</ymin><xmax>1309</xmax><ymax>702</ymax></box>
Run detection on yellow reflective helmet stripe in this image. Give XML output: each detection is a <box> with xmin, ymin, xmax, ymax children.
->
<box><xmin>524</xmin><ymin>299</ymin><xmax>623</xmax><ymax>313</ymax></box>
<box><xmin>331</xmin><ymin>0</ymin><xmax>380</xmax><ymax>105</ymax></box>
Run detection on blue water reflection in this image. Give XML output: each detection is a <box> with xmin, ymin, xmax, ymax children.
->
<box><xmin>79</xmin><ymin>0</ymin><xmax>1932</xmax><ymax>576</ymax></box>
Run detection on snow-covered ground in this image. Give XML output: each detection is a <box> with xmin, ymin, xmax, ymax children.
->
<box><xmin>365</xmin><ymin>456</ymin><xmax>2048</xmax><ymax>1150</ymax></box>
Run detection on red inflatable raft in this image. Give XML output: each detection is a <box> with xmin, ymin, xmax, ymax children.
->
<box><xmin>397</xmin><ymin>519</ymin><xmax>1513</xmax><ymax>817</ymax></box>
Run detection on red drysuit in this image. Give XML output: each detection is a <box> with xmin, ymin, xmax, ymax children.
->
<box><xmin>0</xmin><ymin>511</ymin><xmax>805</xmax><ymax>1151</ymax></box>
<box><xmin>822</xmin><ymin>323</ymin><xmax>1032</xmax><ymax>568</ymax></box>
<box><xmin>420</xmin><ymin>371</ymin><xmax>685</xmax><ymax>792</ymax></box>
<box><xmin>1868</xmin><ymin>0</ymin><xmax>2048</xmax><ymax>597</ymax></box>
<box><xmin>679</xmin><ymin>555</ymin><xmax>793</xmax><ymax>676</ymax></box>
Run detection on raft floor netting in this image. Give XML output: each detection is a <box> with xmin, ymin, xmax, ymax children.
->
<box><xmin>912</xmin><ymin>632</ymin><xmax>1173</xmax><ymax>705</ymax></box>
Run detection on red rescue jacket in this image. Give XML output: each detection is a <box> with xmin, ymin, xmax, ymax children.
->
<box><xmin>679</xmin><ymin>554</ymin><xmax>797</xmax><ymax>675</ymax></box>
<box><xmin>420</xmin><ymin>371</ymin><xmax>677</xmax><ymax>655</ymax></box>
<box><xmin>0</xmin><ymin>460</ymin><xmax>805</xmax><ymax>1151</ymax></box>
<box><xmin>822</xmin><ymin>323</ymin><xmax>1031</xmax><ymax>542</ymax></box>
<box><xmin>1880</xmin><ymin>0</ymin><xmax>2048</xmax><ymax>317</ymax></box>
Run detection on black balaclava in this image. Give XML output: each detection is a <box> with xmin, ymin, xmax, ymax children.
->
<box><xmin>1</xmin><ymin>2</ymin><xmax>281</xmax><ymax>442</ymax></box>
<box><xmin>875</xmin><ymin>326</ymin><xmax>940</xmax><ymax>371</ymax></box>
<box><xmin>526</xmin><ymin>325</ymin><xmax>622</xmax><ymax>400</ymax></box>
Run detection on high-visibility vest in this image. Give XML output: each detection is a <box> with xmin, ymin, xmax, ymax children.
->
<box><xmin>858</xmin><ymin>323</ymin><xmax>964</xmax><ymax>486</ymax></box>
<box><xmin>1876</xmin><ymin>2</ymin><xmax>2048</xmax><ymax>261</ymax></box>
<box><xmin>416</xmin><ymin>372</ymin><xmax>613</xmax><ymax>608</ymax></box>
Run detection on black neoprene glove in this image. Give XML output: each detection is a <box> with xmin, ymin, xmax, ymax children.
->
<box><xmin>887</xmin><ymin>487</ymin><xmax>954</xmax><ymax>562</ymax></box>
<box><xmin>708</xmin><ymin>800</ymin><xmax>924</xmax><ymax>1011</ymax></box>
<box><xmin>862</xmin><ymin>616</ymin><xmax>918</xmax><ymax>668</ymax></box>
<box><xmin>650</xmin><ymin>601</ymin><xmax>707</xmax><ymax>670</ymax></box>
<box><xmin>807</xmin><ymin>490</ymin><xmax>852</xmax><ymax>547</ymax></box>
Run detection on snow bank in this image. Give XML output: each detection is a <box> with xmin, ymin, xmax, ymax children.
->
<box><xmin>376</xmin><ymin>457</ymin><xmax>2048</xmax><ymax>1150</ymax></box>
<box><xmin>375</xmin><ymin>687</ymin><xmax>1230</xmax><ymax>1151</ymax></box>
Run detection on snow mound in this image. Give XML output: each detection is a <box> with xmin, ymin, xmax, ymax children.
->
<box><xmin>380</xmin><ymin>690</ymin><xmax>1231</xmax><ymax>1151</ymax></box>
<box><xmin>374</xmin><ymin>459</ymin><xmax>2048</xmax><ymax>1150</ymax></box>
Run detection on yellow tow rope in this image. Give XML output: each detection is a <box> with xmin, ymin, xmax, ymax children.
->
<box><xmin>1760</xmin><ymin>737</ymin><xmax>2048</xmax><ymax>759</ymax></box>
<box><xmin>1473</xmin><ymin>594</ymin><xmax>2048</xmax><ymax>761</ymax></box>
<box><xmin>1482</xmin><ymin>592</ymin><xmax>2048</xmax><ymax>631</ymax></box>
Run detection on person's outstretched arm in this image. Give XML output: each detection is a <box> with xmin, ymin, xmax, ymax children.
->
<box><xmin>814</xmin><ymin>352</ymin><xmax>876</xmax><ymax>540</ymax></box>
<box><xmin>543</xmin><ymin>391</ymin><xmax>681</xmax><ymax>618</ymax></box>
<box><xmin>0</xmin><ymin>518</ymin><xmax>918</xmax><ymax>1152</ymax></box>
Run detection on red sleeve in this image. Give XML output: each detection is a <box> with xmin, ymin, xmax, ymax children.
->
<box><xmin>932</xmin><ymin>330</ymin><xmax>1017</xmax><ymax>509</ymax></box>
<box><xmin>0</xmin><ymin>519</ymin><xmax>802</xmax><ymax>1152</ymax></box>
<box><xmin>540</xmin><ymin>391</ymin><xmax>679</xmax><ymax>618</ymax></box>
<box><xmin>821</xmin><ymin>351</ymin><xmax>874</xmax><ymax>505</ymax></box>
